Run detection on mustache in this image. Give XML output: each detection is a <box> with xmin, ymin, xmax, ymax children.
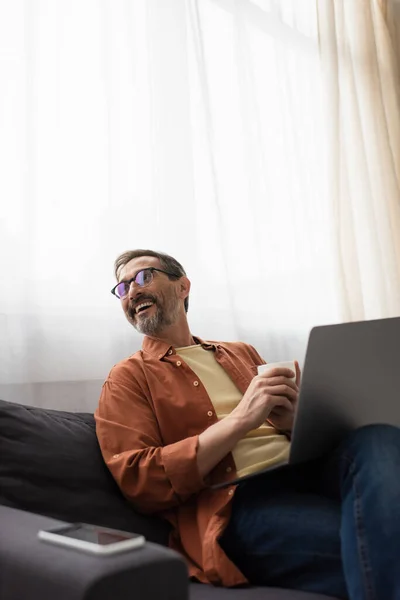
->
<box><xmin>127</xmin><ymin>294</ymin><xmax>157</xmax><ymax>319</ymax></box>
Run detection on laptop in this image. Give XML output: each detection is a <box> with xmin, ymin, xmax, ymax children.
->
<box><xmin>212</xmin><ymin>316</ymin><xmax>400</xmax><ymax>489</ymax></box>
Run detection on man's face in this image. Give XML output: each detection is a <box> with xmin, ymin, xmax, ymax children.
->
<box><xmin>118</xmin><ymin>256</ymin><xmax>183</xmax><ymax>336</ymax></box>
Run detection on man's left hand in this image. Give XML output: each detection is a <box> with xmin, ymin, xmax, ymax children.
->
<box><xmin>267</xmin><ymin>360</ymin><xmax>301</xmax><ymax>434</ymax></box>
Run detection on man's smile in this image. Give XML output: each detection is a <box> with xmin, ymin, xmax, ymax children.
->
<box><xmin>127</xmin><ymin>297</ymin><xmax>158</xmax><ymax>322</ymax></box>
<box><xmin>135</xmin><ymin>301</ymin><xmax>155</xmax><ymax>315</ymax></box>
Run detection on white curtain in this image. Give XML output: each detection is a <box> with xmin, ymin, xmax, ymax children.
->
<box><xmin>318</xmin><ymin>0</ymin><xmax>400</xmax><ymax>321</ymax></box>
<box><xmin>0</xmin><ymin>0</ymin><xmax>339</xmax><ymax>410</ymax></box>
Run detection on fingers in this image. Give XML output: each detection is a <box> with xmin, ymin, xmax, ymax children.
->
<box><xmin>257</xmin><ymin>366</ymin><xmax>300</xmax><ymax>395</ymax></box>
<box><xmin>294</xmin><ymin>360</ymin><xmax>301</xmax><ymax>386</ymax></box>
<box><xmin>268</xmin><ymin>395</ymin><xmax>294</xmax><ymax>413</ymax></box>
<box><xmin>259</xmin><ymin>367</ymin><xmax>295</xmax><ymax>380</ymax></box>
<box><xmin>257</xmin><ymin>375</ymin><xmax>298</xmax><ymax>396</ymax></box>
<box><xmin>268</xmin><ymin>384</ymin><xmax>298</xmax><ymax>403</ymax></box>
<box><xmin>265</xmin><ymin>376</ymin><xmax>298</xmax><ymax>391</ymax></box>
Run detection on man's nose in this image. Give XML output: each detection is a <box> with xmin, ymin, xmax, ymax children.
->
<box><xmin>128</xmin><ymin>280</ymin><xmax>142</xmax><ymax>301</ymax></box>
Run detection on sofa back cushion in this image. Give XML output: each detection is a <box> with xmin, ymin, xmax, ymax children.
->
<box><xmin>0</xmin><ymin>399</ymin><xmax>170</xmax><ymax>546</ymax></box>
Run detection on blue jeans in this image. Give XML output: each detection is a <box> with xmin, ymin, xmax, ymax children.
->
<box><xmin>219</xmin><ymin>424</ymin><xmax>400</xmax><ymax>600</ymax></box>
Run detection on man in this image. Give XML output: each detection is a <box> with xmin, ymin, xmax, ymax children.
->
<box><xmin>95</xmin><ymin>249</ymin><xmax>400</xmax><ymax>600</ymax></box>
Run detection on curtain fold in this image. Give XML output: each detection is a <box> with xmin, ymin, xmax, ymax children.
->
<box><xmin>318</xmin><ymin>0</ymin><xmax>400</xmax><ymax>321</ymax></box>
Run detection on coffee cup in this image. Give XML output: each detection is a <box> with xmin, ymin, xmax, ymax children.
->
<box><xmin>257</xmin><ymin>361</ymin><xmax>296</xmax><ymax>382</ymax></box>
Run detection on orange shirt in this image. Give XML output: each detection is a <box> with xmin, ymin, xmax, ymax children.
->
<box><xmin>95</xmin><ymin>335</ymin><xmax>265</xmax><ymax>586</ymax></box>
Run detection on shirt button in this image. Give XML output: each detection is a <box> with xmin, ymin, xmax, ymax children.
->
<box><xmin>228</xmin><ymin>489</ymin><xmax>234</xmax><ymax>496</ymax></box>
<box><xmin>168</xmin><ymin>349</ymin><xmax>173</xmax><ymax>355</ymax></box>
<box><xmin>226</xmin><ymin>466</ymin><xmax>232</xmax><ymax>473</ymax></box>
<box><xmin>207</xmin><ymin>410</ymin><xmax>213</xmax><ymax>417</ymax></box>
<box><xmin>176</xmin><ymin>361</ymin><xmax>182</xmax><ymax>366</ymax></box>
<box><xmin>193</xmin><ymin>380</ymin><xmax>199</xmax><ymax>386</ymax></box>
<box><xmin>113</xmin><ymin>454</ymin><xmax>120</xmax><ymax>459</ymax></box>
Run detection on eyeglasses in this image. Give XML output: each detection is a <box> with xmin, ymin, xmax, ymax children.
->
<box><xmin>111</xmin><ymin>267</ymin><xmax>178</xmax><ymax>299</ymax></box>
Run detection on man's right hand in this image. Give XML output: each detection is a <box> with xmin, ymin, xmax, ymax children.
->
<box><xmin>229</xmin><ymin>367</ymin><xmax>298</xmax><ymax>435</ymax></box>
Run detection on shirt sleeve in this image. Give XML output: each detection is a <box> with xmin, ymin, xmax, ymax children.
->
<box><xmin>95</xmin><ymin>369</ymin><xmax>207</xmax><ymax>514</ymax></box>
<box><xmin>244</xmin><ymin>343</ymin><xmax>266</xmax><ymax>366</ymax></box>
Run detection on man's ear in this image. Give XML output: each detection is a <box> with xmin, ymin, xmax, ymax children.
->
<box><xmin>179</xmin><ymin>276</ymin><xmax>191</xmax><ymax>300</ymax></box>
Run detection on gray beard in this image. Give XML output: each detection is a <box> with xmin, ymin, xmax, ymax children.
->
<box><xmin>133</xmin><ymin>302</ymin><xmax>180</xmax><ymax>337</ymax></box>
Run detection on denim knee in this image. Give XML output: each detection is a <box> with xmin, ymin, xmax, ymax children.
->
<box><xmin>339</xmin><ymin>423</ymin><xmax>400</xmax><ymax>471</ymax></box>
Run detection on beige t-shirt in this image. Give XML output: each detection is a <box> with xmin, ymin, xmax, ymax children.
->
<box><xmin>176</xmin><ymin>344</ymin><xmax>290</xmax><ymax>478</ymax></box>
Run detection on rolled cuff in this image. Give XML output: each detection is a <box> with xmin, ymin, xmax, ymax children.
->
<box><xmin>162</xmin><ymin>435</ymin><xmax>206</xmax><ymax>497</ymax></box>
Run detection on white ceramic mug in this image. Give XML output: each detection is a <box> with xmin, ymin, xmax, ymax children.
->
<box><xmin>257</xmin><ymin>361</ymin><xmax>296</xmax><ymax>382</ymax></box>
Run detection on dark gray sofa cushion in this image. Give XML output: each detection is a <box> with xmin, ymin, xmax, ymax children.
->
<box><xmin>0</xmin><ymin>398</ymin><xmax>170</xmax><ymax>546</ymax></box>
<box><xmin>190</xmin><ymin>583</ymin><xmax>337</xmax><ymax>600</ymax></box>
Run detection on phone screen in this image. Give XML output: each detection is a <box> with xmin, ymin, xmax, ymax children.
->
<box><xmin>52</xmin><ymin>525</ymin><xmax>140</xmax><ymax>546</ymax></box>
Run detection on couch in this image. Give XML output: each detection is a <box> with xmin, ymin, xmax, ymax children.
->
<box><xmin>0</xmin><ymin>398</ymin><xmax>339</xmax><ymax>600</ymax></box>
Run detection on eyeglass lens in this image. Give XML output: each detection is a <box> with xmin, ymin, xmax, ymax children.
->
<box><xmin>115</xmin><ymin>268</ymin><xmax>153</xmax><ymax>298</ymax></box>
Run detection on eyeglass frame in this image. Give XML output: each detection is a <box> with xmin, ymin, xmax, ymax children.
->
<box><xmin>111</xmin><ymin>267</ymin><xmax>180</xmax><ymax>299</ymax></box>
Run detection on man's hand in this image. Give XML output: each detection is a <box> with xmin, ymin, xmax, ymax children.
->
<box><xmin>266</xmin><ymin>361</ymin><xmax>301</xmax><ymax>433</ymax></box>
<box><xmin>197</xmin><ymin>361</ymin><xmax>301</xmax><ymax>478</ymax></box>
<box><xmin>229</xmin><ymin>361</ymin><xmax>301</xmax><ymax>436</ymax></box>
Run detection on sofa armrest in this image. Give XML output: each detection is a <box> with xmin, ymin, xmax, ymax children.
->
<box><xmin>0</xmin><ymin>505</ymin><xmax>188</xmax><ymax>600</ymax></box>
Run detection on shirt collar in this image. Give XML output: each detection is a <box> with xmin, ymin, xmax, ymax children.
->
<box><xmin>142</xmin><ymin>335</ymin><xmax>217</xmax><ymax>360</ymax></box>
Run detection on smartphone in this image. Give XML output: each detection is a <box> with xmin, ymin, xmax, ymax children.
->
<box><xmin>38</xmin><ymin>523</ymin><xmax>145</xmax><ymax>556</ymax></box>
